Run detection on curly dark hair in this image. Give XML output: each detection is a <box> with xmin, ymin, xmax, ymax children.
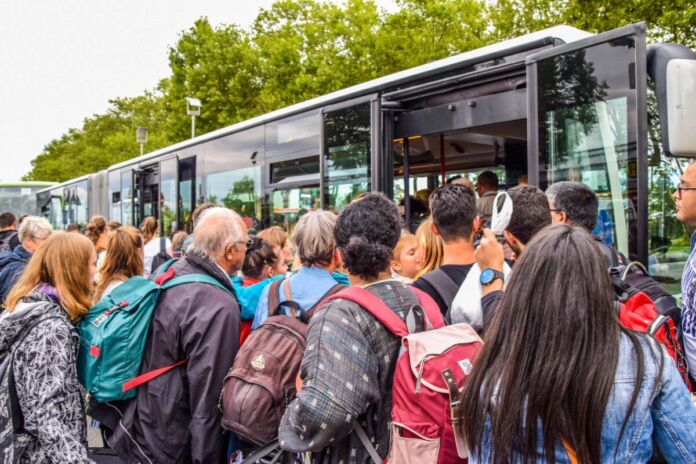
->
<box><xmin>334</xmin><ymin>192</ymin><xmax>401</xmax><ymax>280</ymax></box>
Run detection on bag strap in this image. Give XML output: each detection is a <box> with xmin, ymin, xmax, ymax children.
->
<box><xmin>122</xmin><ymin>359</ymin><xmax>187</xmax><ymax>393</ymax></box>
<box><xmin>354</xmin><ymin>421</ymin><xmax>381</xmax><ymax>464</ymax></box>
<box><xmin>410</xmin><ymin>287</ymin><xmax>445</xmax><ymax>329</ymax></box>
<box><xmin>152</xmin><ymin>258</ymin><xmax>179</xmax><ymax>280</ymax></box>
<box><xmin>419</xmin><ymin>268</ymin><xmax>460</xmax><ymax>309</ymax></box>
<box><xmin>302</xmin><ymin>283</ymin><xmax>347</xmax><ymax>323</ymax></box>
<box><xmin>325</xmin><ymin>287</ymin><xmax>409</xmax><ymax>338</ymax></box>
<box><xmin>267</xmin><ymin>278</ymin><xmax>285</xmax><ymax>317</ymax></box>
<box><xmin>160</xmin><ymin>273</ymin><xmax>233</xmax><ymax>296</ymax></box>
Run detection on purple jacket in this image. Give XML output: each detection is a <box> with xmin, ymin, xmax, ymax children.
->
<box><xmin>91</xmin><ymin>252</ymin><xmax>240</xmax><ymax>463</ymax></box>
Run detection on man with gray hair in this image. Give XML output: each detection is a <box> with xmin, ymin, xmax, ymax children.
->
<box><xmin>96</xmin><ymin>207</ymin><xmax>248</xmax><ymax>463</ymax></box>
<box><xmin>0</xmin><ymin>216</ymin><xmax>53</xmax><ymax>302</ymax></box>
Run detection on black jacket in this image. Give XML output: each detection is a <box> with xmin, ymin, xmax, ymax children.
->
<box><xmin>92</xmin><ymin>252</ymin><xmax>241</xmax><ymax>463</ymax></box>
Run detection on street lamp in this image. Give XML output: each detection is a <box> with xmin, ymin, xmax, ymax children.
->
<box><xmin>185</xmin><ymin>97</ymin><xmax>201</xmax><ymax>138</ymax></box>
<box><xmin>136</xmin><ymin>127</ymin><xmax>148</xmax><ymax>156</ymax></box>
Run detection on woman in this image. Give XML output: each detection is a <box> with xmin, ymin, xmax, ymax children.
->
<box><xmin>0</xmin><ymin>232</ymin><xmax>95</xmax><ymax>462</ymax></box>
<box><xmin>390</xmin><ymin>232</ymin><xmax>422</xmax><ymax>282</ymax></box>
<box><xmin>459</xmin><ymin>224</ymin><xmax>696</xmax><ymax>463</ymax></box>
<box><xmin>94</xmin><ymin>226</ymin><xmax>144</xmax><ymax>302</ymax></box>
<box><xmin>414</xmin><ymin>216</ymin><xmax>443</xmax><ymax>280</ymax></box>
<box><xmin>171</xmin><ymin>231</ymin><xmax>188</xmax><ymax>258</ymax></box>
<box><xmin>253</xmin><ymin>210</ymin><xmax>344</xmax><ymax>329</ymax></box>
<box><xmin>279</xmin><ymin>192</ymin><xmax>436</xmax><ymax>462</ymax></box>
<box><xmin>257</xmin><ymin>226</ymin><xmax>293</xmax><ymax>270</ymax></box>
<box><xmin>236</xmin><ymin>237</ymin><xmax>287</xmax><ymax>344</ymax></box>
<box><xmin>86</xmin><ymin>215</ymin><xmax>109</xmax><ymax>256</ymax></box>
<box><xmin>140</xmin><ymin>216</ymin><xmax>172</xmax><ymax>277</ymax></box>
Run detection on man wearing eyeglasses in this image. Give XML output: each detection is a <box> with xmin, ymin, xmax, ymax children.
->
<box><xmin>675</xmin><ymin>162</ymin><xmax>696</xmax><ymax>381</ymax></box>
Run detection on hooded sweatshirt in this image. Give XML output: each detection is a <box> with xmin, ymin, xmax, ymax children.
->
<box><xmin>0</xmin><ymin>245</ymin><xmax>32</xmax><ymax>303</ymax></box>
<box><xmin>0</xmin><ymin>288</ymin><xmax>91</xmax><ymax>463</ymax></box>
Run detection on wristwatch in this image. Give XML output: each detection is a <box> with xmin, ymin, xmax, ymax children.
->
<box><xmin>480</xmin><ymin>268</ymin><xmax>505</xmax><ymax>286</ymax></box>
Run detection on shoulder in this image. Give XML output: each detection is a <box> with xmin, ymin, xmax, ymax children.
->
<box><xmin>615</xmin><ymin>332</ymin><xmax>664</xmax><ymax>382</ymax></box>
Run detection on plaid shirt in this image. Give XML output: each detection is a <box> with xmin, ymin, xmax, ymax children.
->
<box><xmin>279</xmin><ymin>280</ymin><xmax>419</xmax><ymax>463</ymax></box>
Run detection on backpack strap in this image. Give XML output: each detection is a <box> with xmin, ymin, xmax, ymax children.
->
<box><xmin>410</xmin><ymin>287</ymin><xmax>445</xmax><ymax>329</ymax></box>
<box><xmin>122</xmin><ymin>359</ymin><xmax>187</xmax><ymax>393</ymax></box>
<box><xmin>159</xmin><ymin>273</ymin><xmax>233</xmax><ymax>296</ymax></box>
<box><xmin>419</xmin><ymin>269</ymin><xmax>460</xmax><ymax>309</ymax></box>
<box><xmin>302</xmin><ymin>283</ymin><xmax>347</xmax><ymax>323</ymax></box>
<box><xmin>267</xmin><ymin>278</ymin><xmax>287</xmax><ymax>317</ymax></box>
<box><xmin>325</xmin><ymin>287</ymin><xmax>409</xmax><ymax>338</ymax></box>
<box><xmin>160</xmin><ymin>236</ymin><xmax>165</xmax><ymax>254</ymax></box>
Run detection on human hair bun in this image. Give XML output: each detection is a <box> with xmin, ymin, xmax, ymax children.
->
<box><xmin>343</xmin><ymin>235</ymin><xmax>393</xmax><ymax>280</ymax></box>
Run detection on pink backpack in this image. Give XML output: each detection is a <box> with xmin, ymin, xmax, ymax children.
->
<box><xmin>324</xmin><ymin>287</ymin><xmax>483</xmax><ymax>463</ymax></box>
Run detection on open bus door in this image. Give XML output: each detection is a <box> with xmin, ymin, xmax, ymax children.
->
<box><xmin>526</xmin><ymin>23</ymin><xmax>648</xmax><ymax>263</ymax></box>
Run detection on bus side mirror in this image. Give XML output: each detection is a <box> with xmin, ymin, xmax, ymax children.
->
<box><xmin>647</xmin><ymin>43</ymin><xmax>696</xmax><ymax>157</ymax></box>
<box><xmin>666</xmin><ymin>59</ymin><xmax>696</xmax><ymax>156</ymax></box>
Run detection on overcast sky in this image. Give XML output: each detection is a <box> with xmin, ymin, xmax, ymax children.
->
<box><xmin>0</xmin><ymin>0</ymin><xmax>396</xmax><ymax>182</ymax></box>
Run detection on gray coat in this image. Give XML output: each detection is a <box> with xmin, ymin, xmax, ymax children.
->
<box><xmin>92</xmin><ymin>252</ymin><xmax>240</xmax><ymax>464</ymax></box>
<box><xmin>0</xmin><ymin>291</ymin><xmax>91</xmax><ymax>463</ymax></box>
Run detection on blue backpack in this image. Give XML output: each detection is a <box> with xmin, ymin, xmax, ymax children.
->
<box><xmin>77</xmin><ymin>260</ymin><xmax>233</xmax><ymax>402</ymax></box>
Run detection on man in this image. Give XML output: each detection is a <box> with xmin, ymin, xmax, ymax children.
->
<box><xmin>674</xmin><ymin>162</ymin><xmax>696</xmax><ymax>378</ymax></box>
<box><xmin>546</xmin><ymin>180</ymin><xmax>624</xmax><ymax>265</ymax></box>
<box><xmin>459</xmin><ymin>185</ymin><xmax>551</xmax><ymax>330</ymax></box>
<box><xmin>97</xmin><ymin>207</ymin><xmax>247</xmax><ymax>463</ymax></box>
<box><xmin>475</xmin><ymin>170</ymin><xmax>499</xmax><ymax>224</ymax></box>
<box><xmin>0</xmin><ymin>216</ymin><xmax>52</xmax><ymax>302</ymax></box>
<box><xmin>0</xmin><ymin>212</ymin><xmax>21</xmax><ymax>255</ymax></box>
<box><xmin>412</xmin><ymin>184</ymin><xmax>478</xmax><ymax>315</ymax></box>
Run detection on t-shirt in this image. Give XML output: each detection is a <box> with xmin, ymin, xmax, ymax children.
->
<box><xmin>143</xmin><ymin>237</ymin><xmax>172</xmax><ymax>278</ymax></box>
<box><xmin>412</xmin><ymin>264</ymin><xmax>474</xmax><ymax>316</ymax></box>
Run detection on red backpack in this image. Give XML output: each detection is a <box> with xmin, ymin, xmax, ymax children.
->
<box><xmin>324</xmin><ymin>287</ymin><xmax>483</xmax><ymax>463</ymax></box>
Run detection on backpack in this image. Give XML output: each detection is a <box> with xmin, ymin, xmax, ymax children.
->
<box><xmin>219</xmin><ymin>279</ymin><xmax>344</xmax><ymax>445</ymax></box>
<box><xmin>0</xmin><ymin>231</ymin><xmax>17</xmax><ymax>254</ymax></box>
<box><xmin>608</xmin><ymin>260</ymin><xmax>691</xmax><ymax>391</ymax></box>
<box><xmin>0</xmin><ymin>315</ymin><xmax>64</xmax><ymax>462</ymax></box>
<box><xmin>77</xmin><ymin>260</ymin><xmax>233</xmax><ymax>403</ymax></box>
<box><xmin>419</xmin><ymin>269</ymin><xmax>460</xmax><ymax>312</ymax></box>
<box><xmin>322</xmin><ymin>287</ymin><xmax>483</xmax><ymax>464</ymax></box>
<box><xmin>150</xmin><ymin>237</ymin><xmax>172</xmax><ymax>275</ymax></box>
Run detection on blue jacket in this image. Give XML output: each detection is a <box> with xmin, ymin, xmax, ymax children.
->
<box><xmin>472</xmin><ymin>334</ymin><xmax>696</xmax><ymax>463</ymax></box>
<box><xmin>0</xmin><ymin>245</ymin><xmax>32</xmax><ymax>303</ymax></box>
<box><xmin>253</xmin><ymin>267</ymin><xmax>348</xmax><ymax>329</ymax></box>
<box><xmin>231</xmin><ymin>274</ymin><xmax>285</xmax><ymax>321</ymax></box>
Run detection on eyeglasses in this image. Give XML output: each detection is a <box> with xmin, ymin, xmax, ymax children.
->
<box><xmin>549</xmin><ymin>208</ymin><xmax>563</xmax><ymax>214</ymax></box>
<box><xmin>237</xmin><ymin>238</ymin><xmax>253</xmax><ymax>251</ymax></box>
<box><xmin>677</xmin><ymin>183</ymin><xmax>696</xmax><ymax>199</ymax></box>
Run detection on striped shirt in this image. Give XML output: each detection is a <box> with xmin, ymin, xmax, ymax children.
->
<box><xmin>680</xmin><ymin>232</ymin><xmax>696</xmax><ymax>372</ymax></box>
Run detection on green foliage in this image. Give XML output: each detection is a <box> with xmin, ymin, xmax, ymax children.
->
<box><xmin>24</xmin><ymin>0</ymin><xmax>696</xmax><ymax>182</ymax></box>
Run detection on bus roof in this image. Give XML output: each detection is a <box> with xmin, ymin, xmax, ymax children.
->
<box><xmin>0</xmin><ymin>181</ymin><xmax>56</xmax><ymax>188</ymax></box>
<box><xmin>105</xmin><ymin>25</ymin><xmax>591</xmax><ymax>173</ymax></box>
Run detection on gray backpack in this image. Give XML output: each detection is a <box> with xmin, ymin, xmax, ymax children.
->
<box><xmin>0</xmin><ymin>315</ymin><xmax>62</xmax><ymax>462</ymax></box>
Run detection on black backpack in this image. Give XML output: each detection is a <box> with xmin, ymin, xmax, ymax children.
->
<box><xmin>0</xmin><ymin>315</ymin><xmax>63</xmax><ymax>462</ymax></box>
<box><xmin>150</xmin><ymin>237</ymin><xmax>172</xmax><ymax>275</ymax></box>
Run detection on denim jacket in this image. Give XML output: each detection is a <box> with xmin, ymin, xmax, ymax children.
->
<box><xmin>472</xmin><ymin>334</ymin><xmax>696</xmax><ymax>463</ymax></box>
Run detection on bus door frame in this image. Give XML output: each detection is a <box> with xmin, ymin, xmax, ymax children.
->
<box><xmin>525</xmin><ymin>23</ymin><xmax>648</xmax><ymax>264</ymax></box>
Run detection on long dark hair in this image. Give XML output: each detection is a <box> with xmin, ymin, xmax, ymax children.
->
<box><xmin>458</xmin><ymin>224</ymin><xmax>650</xmax><ymax>463</ymax></box>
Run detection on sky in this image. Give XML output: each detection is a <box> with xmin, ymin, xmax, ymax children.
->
<box><xmin>0</xmin><ymin>0</ymin><xmax>396</xmax><ymax>182</ymax></box>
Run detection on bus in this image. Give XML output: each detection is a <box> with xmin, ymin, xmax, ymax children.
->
<box><xmin>37</xmin><ymin>23</ymin><xmax>696</xmax><ymax>291</ymax></box>
<box><xmin>0</xmin><ymin>182</ymin><xmax>56</xmax><ymax>218</ymax></box>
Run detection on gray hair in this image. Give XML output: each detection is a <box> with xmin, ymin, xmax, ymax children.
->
<box><xmin>545</xmin><ymin>181</ymin><xmax>598</xmax><ymax>231</ymax></box>
<box><xmin>291</xmin><ymin>210</ymin><xmax>337</xmax><ymax>266</ymax></box>
<box><xmin>18</xmin><ymin>216</ymin><xmax>53</xmax><ymax>242</ymax></box>
<box><xmin>189</xmin><ymin>207</ymin><xmax>244</xmax><ymax>260</ymax></box>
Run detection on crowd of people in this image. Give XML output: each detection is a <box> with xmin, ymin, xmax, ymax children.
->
<box><xmin>0</xmin><ymin>167</ymin><xmax>695</xmax><ymax>463</ymax></box>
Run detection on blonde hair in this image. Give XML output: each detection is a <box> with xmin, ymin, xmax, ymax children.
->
<box><xmin>392</xmin><ymin>233</ymin><xmax>417</xmax><ymax>261</ymax></box>
<box><xmin>257</xmin><ymin>226</ymin><xmax>288</xmax><ymax>249</ymax></box>
<box><xmin>94</xmin><ymin>226</ymin><xmax>143</xmax><ymax>301</ymax></box>
<box><xmin>414</xmin><ymin>217</ymin><xmax>443</xmax><ymax>280</ymax></box>
<box><xmin>140</xmin><ymin>216</ymin><xmax>158</xmax><ymax>243</ymax></box>
<box><xmin>5</xmin><ymin>232</ymin><xmax>94</xmax><ymax>321</ymax></box>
